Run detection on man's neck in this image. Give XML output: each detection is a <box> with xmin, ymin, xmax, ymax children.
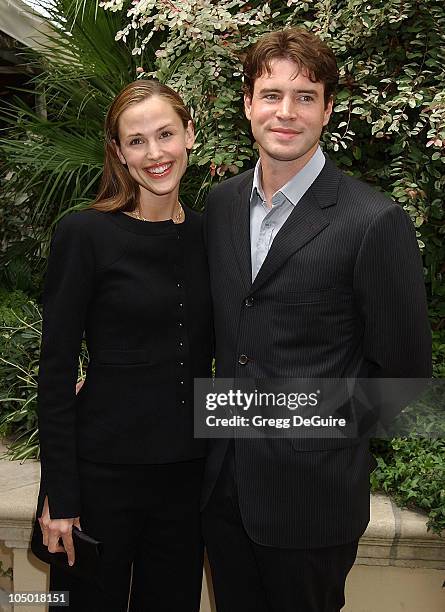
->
<box><xmin>259</xmin><ymin>144</ymin><xmax>319</xmax><ymax>207</ymax></box>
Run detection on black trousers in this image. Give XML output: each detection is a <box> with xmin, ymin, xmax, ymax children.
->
<box><xmin>202</xmin><ymin>448</ymin><xmax>358</xmax><ymax>612</ymax></box>
<box><xmin>50</xmin><ymin>457</ymin><xmax>205</xmax><ymax>612</ymax></box>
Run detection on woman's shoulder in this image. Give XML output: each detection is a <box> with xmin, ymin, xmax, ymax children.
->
<box><xmin>53</xmin><ymin>209</ymin><xmax>128</xmax><ymax>269</ymax></box>
<box><xmin>54</xmin><ymin>209</ymin><xmax>125</xmax><ymax>250</ymax></box>
<box><xmin>56</xmin><ymin>208</ymin><xmax>110</xmax><ymax>235</ymax></box>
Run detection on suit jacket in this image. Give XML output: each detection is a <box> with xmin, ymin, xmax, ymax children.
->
<box><xmin>203</xmin><ymin>155</ymin><xmax>431</xmax><ymax>548</ymax></box>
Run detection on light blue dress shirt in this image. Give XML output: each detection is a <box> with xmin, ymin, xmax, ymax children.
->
<box><xmin>250</xmin><ymin>146</ymin><xmax>326</xmax><ymax>281</ymax></box>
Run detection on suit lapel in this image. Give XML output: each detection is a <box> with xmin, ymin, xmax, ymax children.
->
<box><xmin>250</xmin><ymin>156</ymin><xmax>341</xmax><ymax>294</ymax></box>
<box><xmin>230</xmin><ymin>170</ymin><xmax>254</xmax><ymax>292</ymax></box>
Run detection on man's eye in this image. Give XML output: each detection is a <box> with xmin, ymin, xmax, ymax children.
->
<box><xmin>265</xmin><ymin>94</ymin><xmax>279</xmax><ymax>101</ymax></box>
<box><xmin>160</xmin><ymin>131</ymin><xmax>173</xmax><ymax>138</ymax></box>
<box><xmin>299</xmin><ymin>96</ymin><xmax>313</xmax><ymax>103</ymax></box>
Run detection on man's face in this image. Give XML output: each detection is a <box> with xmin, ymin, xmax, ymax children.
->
<box><xmin>244</xmin><ymin>58</ymin><xmax>333</xmax><ymax>172</ymax></box>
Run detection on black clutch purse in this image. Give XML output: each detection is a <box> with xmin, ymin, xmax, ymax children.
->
<box><xmin>31</xmin><ymin>519</ymin><xmax>103</xmax><ymax>586</ymax></box>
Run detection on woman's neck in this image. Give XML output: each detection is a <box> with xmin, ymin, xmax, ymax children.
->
<box><xmin>138</xmin><ymin>190</ymin><xmax>180</xmax><ymax>222</ymax></box>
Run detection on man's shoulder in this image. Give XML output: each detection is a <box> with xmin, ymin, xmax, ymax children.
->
<box><xmin>323</xmin><ymin>158</ymin><xmax>399</xmax><ymax>222</ymax></box>
<box><xmin>207</xmin><ymin>168</ymin><xmax>255</xmax><ymax>202</ymax></box>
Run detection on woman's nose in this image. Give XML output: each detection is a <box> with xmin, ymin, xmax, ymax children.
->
<box><xmin>145</xmin><ymin>141</ymin><xmax>162</xmax><ymax>161</ymax></box>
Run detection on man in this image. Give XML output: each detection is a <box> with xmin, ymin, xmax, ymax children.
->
<box><xmin>201</xmin><ymin>28</ymin><xmax>432</xmax><ymax>612</ymax></box>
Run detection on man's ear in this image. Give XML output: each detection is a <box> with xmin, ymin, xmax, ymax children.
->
<box><xmin>244</xmin><ymin>94</ymin><xmax>252</xmax><ymax>121</ymax></box>
<box><xmin>185</xmin><ymin>120</ymin><xmax>195</xmax><ymax>150</ymax></box>
<box><xmin>113</xmin><ymin>139</ymin><xmax>127</xmax><ymax>165</ymax></box>
<box><xmin>323</xmin><ymin>96</ymin><xmax>334</xmax><ymax>127</ymax></box>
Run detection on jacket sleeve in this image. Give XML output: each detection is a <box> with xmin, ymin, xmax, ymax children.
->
<box><xmin>37</xmin><ymin>214</ymin><xmax>95</xmax><ymax>519</ymax></box>
<box><xmin>352</xmin><ymin>203</ymin><xmax>432</xmax><ymax>429</ymax></box>
<box><xmin>353</xmin><ymin>203</ymin><xmax>431</xmax><ymax>378</ymax></box>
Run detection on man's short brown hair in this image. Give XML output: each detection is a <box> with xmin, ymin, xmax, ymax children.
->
<box><xmin>243</xmin><ymin>28</ymin><xmax>339</xmax><ymax>107</ymax></box>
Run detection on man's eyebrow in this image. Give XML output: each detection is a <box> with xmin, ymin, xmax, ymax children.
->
<box><xmin>257</xmin><ymin>88</ymin><xmax>282</xmax><ymax>95</ymax></box>
<box><xmin>293</xmin><ymin>89</ymin><xmax>319</xmax><ymax>96</ymax></box>
<box><xmin>257</xmin><ymin>87</ymin><xmax>319</xmax><ymax>96</ymax></box>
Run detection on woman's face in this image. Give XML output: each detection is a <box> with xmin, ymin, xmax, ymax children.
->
<box><xmin>115</xmin><ymin>95</ymin><xmax>194</xmax><ymax>201</ymax></box>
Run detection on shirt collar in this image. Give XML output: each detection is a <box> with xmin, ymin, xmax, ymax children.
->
<box><xmin>250</xmin><ymin>146</ymin><xmax>326</xmax><ymax>207</ymax></box>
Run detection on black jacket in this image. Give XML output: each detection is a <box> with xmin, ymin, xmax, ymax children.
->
<box><xmin>37</xmin><ymin>207</ymin><xmax>213</xmax><ymax>519</ymax></box>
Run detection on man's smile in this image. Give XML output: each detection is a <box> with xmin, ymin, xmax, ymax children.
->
<box><xmin>269</xmin><ymin>127</ymin><xmax>302</xmax><ymax>140</ymax></box>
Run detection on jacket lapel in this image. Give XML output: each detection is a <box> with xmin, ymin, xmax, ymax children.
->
<box><xmin>230</xmin><ymin>170</ymin><xmax>254</xmax><ymax>292</ymax></box>
<box><xmin>250</xmin><ymin>156</ymin><xmax>340</xmax><ymax>294</ymax></box>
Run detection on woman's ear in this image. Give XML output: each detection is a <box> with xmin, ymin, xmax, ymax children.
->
<box><xmin>185</xmin><ymin>120</ymin><xmax>195</xmax><ymax>150</ymax></box>
<box><xmin>113</xmin><ymin>139</ymin><xmax>127</xmax><ymax>165</ymax></box>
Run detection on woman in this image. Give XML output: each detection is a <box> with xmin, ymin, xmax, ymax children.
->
<box><xmin>35</xmin><ymin>80</ymin><xmax>213</xmax><ymax>611</ymax></box>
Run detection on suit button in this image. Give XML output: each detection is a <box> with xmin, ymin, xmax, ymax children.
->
<box><xmin>238</xmin><ymin>354</ymin><xmax>248</xmax><ymax>365</ymax></box>
<box><xmin>244</xmin><ymin>297</ymin><xmax>254</xmax><ymax>307</ymax></box>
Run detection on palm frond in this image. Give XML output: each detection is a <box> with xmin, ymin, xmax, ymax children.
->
<box><xmin>0</xmin><ymin>0</ymin><xmax>157</xmax><ymax>253</ymax></box>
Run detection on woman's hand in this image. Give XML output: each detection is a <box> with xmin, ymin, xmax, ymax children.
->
<box><xmin>38</xmin><ymin>496</ymin><xmax>81</xmax><ymax>566</ymax></box>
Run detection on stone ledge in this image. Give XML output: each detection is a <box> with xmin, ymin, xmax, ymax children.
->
<box><xmin>358</xmin><ymin>494</ymin><xmax>445</xmax><ymax>569</ymax></box>
<box><xmin>0</xmin><ymin>446</ymin><xmax>443</xmax><ymax>568</ymax></box>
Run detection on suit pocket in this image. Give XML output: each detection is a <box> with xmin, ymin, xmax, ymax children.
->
<box><xmin>95</xmin><ymin>349</ymin><xmax>152</xmax><ymax>366</ymax></box>
<box><xmin>276</xmin><ymin>287</ymin><xmax>353</xmax><ymax>305</ymax></box>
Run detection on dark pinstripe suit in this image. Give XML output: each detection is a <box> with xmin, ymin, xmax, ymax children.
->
<box><xmin>202</xmin><ymin>156</ymin><xmax>431</xmax><ymax>551</ymax></box>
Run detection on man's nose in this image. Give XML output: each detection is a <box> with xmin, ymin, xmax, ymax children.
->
<box><xmin>276</xmin><ymin>97</ymin><xmax>297</xmax><ymax>120</ymax></box>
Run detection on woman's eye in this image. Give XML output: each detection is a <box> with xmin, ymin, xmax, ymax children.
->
<box><xmin>129</xmin><ymin>138</ymin><xmax>143</xmax><ymax>145</ymax></box>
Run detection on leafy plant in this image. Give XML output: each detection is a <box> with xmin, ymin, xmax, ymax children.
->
<box><xmin>0</xmin><ymin>291</ymin><xmax>87</xmax><ymax>460</ymax></box>
<box><xmin>0</xmin><ymin>0</ymin><xmax>155</xmax><ymax>272</ymax></box>
<box><xmin>0</xmin><ymin>295</ymin><xmax>41</xmax><ymax>460</ymax></box>
<box><xmin>371</xmin><ymin>437</ymin><xmax>445</xmax><ymax>535</ymax></box>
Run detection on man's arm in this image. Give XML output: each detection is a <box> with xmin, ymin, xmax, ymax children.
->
<box><xmin>353</xmin><ymin>203</ymin><xmax>432</xmax><ymax>431</ymax></box>
<box><xmin>354</xmin><ymin>202</ymin><xmax>431</xmax><ymax>378</ymax></box>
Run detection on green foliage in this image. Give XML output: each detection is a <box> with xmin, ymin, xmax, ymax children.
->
<box><xmin>371</xmin><ymin>437</ymin><xmax>445</xmax><ymax>534</ymax></box>
<box><xmin>0</xmin><ymin>0</ymin><xmax>154</xmax><ymax>273</ymax></box>
<box><xmin>0</xmin><ymin>289</ymin><xmax>88</xmax><ymax>460</ymax></box>
<box><xmin>0</xmin><ymin>292</ymin><xmax>41</xmax><ymax>460</ymax></box>
<box><xmin>0</xmin><ymin>288</ymin><xmax>31</xmax><ymax>321</ymax></box>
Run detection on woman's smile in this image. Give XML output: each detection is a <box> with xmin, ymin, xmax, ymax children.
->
<box><xmin>144</xmin><ymin>161</ymin><xmax>174</xmax><ymax>178</ymax></box>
